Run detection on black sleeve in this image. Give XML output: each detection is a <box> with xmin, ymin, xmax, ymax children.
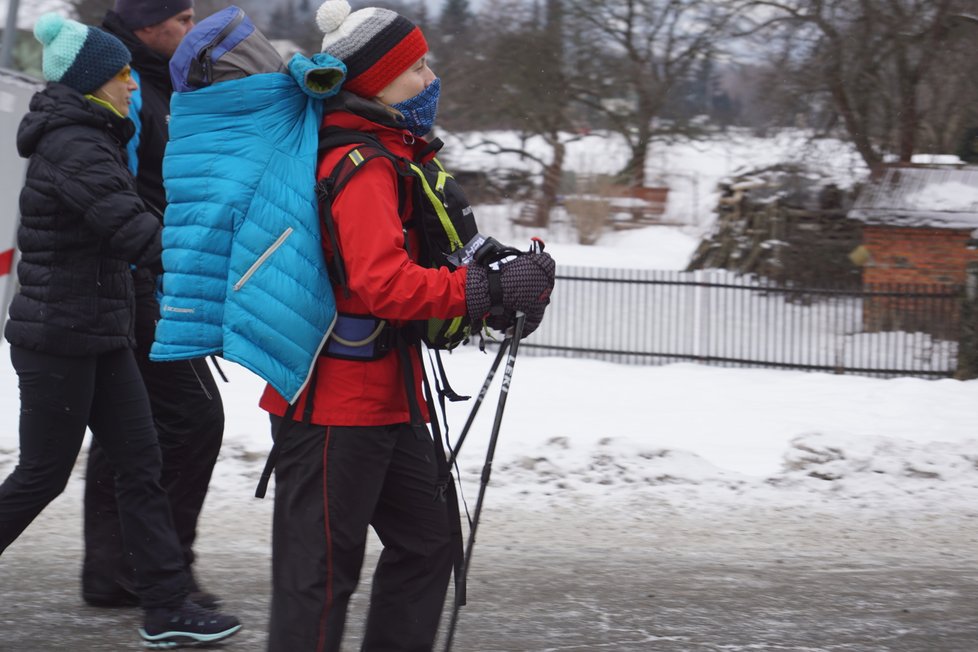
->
<box><xmin>46</xmin><ymin>128</ymin><xmax>162</xmax><ymax>272</ymax></box>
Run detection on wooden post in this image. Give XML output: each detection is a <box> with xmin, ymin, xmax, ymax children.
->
<box><xmin>956</xmin><ymin>262</ymin><xmax>978</xmax><ymax>380</ymax></box>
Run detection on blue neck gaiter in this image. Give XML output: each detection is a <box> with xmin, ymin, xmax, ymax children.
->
<box><xmin>391</xmin><ymin>78</ymin><xmax>441</xmax><ymax>137</ymax></box>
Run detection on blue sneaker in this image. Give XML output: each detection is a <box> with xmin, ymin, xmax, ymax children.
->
<box><xmin>139</xmin><ymin>599</ymin><xmax>241</xmax><ymax>649</ymax></box>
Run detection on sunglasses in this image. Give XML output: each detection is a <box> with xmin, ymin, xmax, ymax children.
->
<box><xmin>115</xmin><ymin>66</ymin><xmax>132</xmax><ymax>83</ymax></box>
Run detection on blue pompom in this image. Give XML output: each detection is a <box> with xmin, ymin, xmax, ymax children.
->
<box><xmin>34</xmin><ymin>13</ymin><xmax>65</xmax><ymax>46</ymax></box>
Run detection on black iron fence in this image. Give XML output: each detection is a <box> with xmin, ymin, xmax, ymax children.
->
<box><xmin>522</xmin><ymin>266</ymin><xmax>965</xmax><ymax>378</ymax></box>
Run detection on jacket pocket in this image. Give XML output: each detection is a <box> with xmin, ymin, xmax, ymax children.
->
<box><xmin>234</xmin><ymin>227</ymin><xmax>293</xmax><ymax>291</ymax></box>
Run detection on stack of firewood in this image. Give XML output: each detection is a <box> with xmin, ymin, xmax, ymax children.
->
<box><xmin>686</xmin><ymin>164</ymin><xmax>863</xmax><ymax>287</ymax></box>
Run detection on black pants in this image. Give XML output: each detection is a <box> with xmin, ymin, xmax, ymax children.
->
<box><xmin>82</xmin><ymin>281</ymin><xmax>224</xmax><ymax>593</ymax></box>
<box><xmin>267</xmin><ymin>418</ymin><xmax>454</xmax><ymax>652</ymax></box>
<box><xmin>0</xmin><ymin>346</ymin><xmax>188</xmax><ymax>608</ymax></box>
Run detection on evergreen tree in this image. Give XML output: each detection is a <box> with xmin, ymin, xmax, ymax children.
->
<box><xmin>438</xmin><ymin>0</ymin><xmax>470</xmax><ymax>41</ymax></box>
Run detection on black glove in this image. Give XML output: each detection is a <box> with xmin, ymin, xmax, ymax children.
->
<box><xmin>466</xmin><ymin>252</ymin><xmax>555</xmax><ymax>338</ymax></box>
<box><xmin>487</xmin><ymin>301</ymin><xmax>547</xmax><ymax>337</ymax></box>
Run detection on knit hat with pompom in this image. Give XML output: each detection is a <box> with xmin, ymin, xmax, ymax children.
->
<box><xmin>34</xmin><ymin>13</ymin><xmax>131</xmax><ymax>94</ymax></box>
<box><xmin>316</xmin><ymin>0</ymin><xmax>427</xmax><ymax>98</ymax></box>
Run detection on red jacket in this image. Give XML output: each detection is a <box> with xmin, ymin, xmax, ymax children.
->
<box><xmin>259</xmin><ymin>110</ymin><xmax>468</xmax><ymax>425</ymax></box>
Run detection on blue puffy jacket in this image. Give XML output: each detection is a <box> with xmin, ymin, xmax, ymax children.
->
<box><xmin>150</xmin><ymin>54</ymin><xmax>345</xmax><ymax>404</ymax></box>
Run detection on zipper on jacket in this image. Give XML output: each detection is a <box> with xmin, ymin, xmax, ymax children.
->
<box><xmin>189</xmin><ymin>8</ymin><xmax>245</xmax><ymax>87</ymax></box>
<box><xmin>234</xmin><ymin>227</ymin><xmax>293</xmax><ymax>291</ymax></box>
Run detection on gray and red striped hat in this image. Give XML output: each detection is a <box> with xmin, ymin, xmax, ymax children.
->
<box><xmin>316</xmin><ymin>0</ymin><xmax>428</xmax><ymax>99</ymax></box>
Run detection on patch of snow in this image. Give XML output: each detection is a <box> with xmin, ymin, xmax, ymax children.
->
<box><xmin>903</xmin><ymin>181</ymin><xmax>978</xmax><ymax>212</ymax></box>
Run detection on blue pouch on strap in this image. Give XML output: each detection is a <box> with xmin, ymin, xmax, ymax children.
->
<box><xmin>325</xmin><ymin>314</ymin><xmax>393</xmax><ymax>360</ymax></box>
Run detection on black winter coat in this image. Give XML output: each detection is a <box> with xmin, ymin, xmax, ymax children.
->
<box><xmin>103</xmin><ymin>10</ymin><xmax>172</xmax><ymax>218</ymax></box>
<box><xmin>4</xmin><ymin>83</ymin><xmax>162</xmax><ymax>356</ymax></box>
<box><xmin>103</xmin><ymin>11</ymin><xmax>174</xmax><ymax>305</ymax></box>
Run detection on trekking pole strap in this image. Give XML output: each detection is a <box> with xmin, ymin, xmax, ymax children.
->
<box><xmin>394</xmin><ymin>334</ymin><xmax>467</xmax><ymax>607</ymax></box>
<box><xmin>208</xmin><ymin>355</ymin><xmax>228</xmax><ymax>383</ymax></box>
<box><xmin>254</xmin><ymin>401</ymin><xmax>299</xmax><ymax>498</ymax></box>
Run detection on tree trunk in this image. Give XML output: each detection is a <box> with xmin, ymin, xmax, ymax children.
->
<box><xmin>534</xmin><ymin>134</ymin><xmax>565</xmax><ymax>228</ymax></box>
<box><xmin>827</xmin><ymin>75</ymin><xmax>881</xmax><ymax>171</ymax></box>
<box><xmin>619</xmin><ymin>122</ymin><xmax>650</xmax><ymax>188</ymax></box>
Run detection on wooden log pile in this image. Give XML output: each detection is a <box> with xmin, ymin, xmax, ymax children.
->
<box><xmin>686</xmin><ymin>164</ymin><xmax>864</xmax><ymax>287</ymax></box>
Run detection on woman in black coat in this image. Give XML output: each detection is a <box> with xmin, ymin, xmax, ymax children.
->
<box><xmin>0</xmin><ymin>13</ymin><xmax>241</xmax><ymax>648</ymax></box>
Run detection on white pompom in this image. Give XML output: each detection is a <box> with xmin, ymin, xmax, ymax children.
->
<box><xmin>316</xmin><ymin>0</ymin><xmax>351</xmax><ymax>35</ymax></box>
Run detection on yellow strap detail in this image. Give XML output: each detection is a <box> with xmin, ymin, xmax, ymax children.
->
<box><xmin>409</xmin><ymin>162</ymin><xmax>464</xmax><ymax>252</ymax></box>
<box><xmin>348</xmin><ymin>149</ymin><xmax>365</xmax><ymax>166</ymax></box>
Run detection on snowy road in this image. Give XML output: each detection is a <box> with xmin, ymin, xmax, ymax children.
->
<box><xmin>1</xmin><ymin>460</ymin><xmax>975</xmax><ymax>652</ymax></box>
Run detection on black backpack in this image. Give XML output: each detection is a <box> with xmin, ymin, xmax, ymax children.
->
<box><xmin>315</xmin><ymin>127</ymin><xmax>515</xmax><ymax>350</ymax></box>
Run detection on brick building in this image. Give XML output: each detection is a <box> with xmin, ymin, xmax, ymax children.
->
<box><xmin>849</xmin><ymin>166</ymin><xmax>978</xmax><ymax>284</ymax></box>
<box><xmin>848</xmin><ymin>166</ymin><xmax>978</xmax><ymax>336</ymax></box>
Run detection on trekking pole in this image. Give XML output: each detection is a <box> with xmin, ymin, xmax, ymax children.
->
<box><xmin>442</xmin><ymin>311</ymin><xmax>527</xmax><ymax>652</ymax></box>
<box><xmin>448</xmin><ymin>336</ymin><xmax>512</xmax><ymax>466</ymax></box>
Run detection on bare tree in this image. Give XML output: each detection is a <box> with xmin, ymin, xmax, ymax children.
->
<box><xmin>918</xmin><ymin>14</ymin><xmax>978</xmax><ymax>155</ymax></box>
<box><xmin>738</xmin><ymin>0</ymin><xmax>976</xmax><ymax>169</ymax></box>
<box><xmin>437</xmin><ymin>0</ymin><xmax>580</xmax><ymax>227</ymax></box>
<box><xmin>563</xmin><ymin>0</ymin><xmax>736</xmax><ymax>187</ymax></box>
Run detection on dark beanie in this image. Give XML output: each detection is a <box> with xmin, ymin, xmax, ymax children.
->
<box><xmin>34</xmin><ymin>13</ymin><xmax>131</xmax><ymax>94</ymax></box>
<box><xmin>114</xmin><ymin>0</ymin><xmax>194</xmax><ymax>30</ymax></box>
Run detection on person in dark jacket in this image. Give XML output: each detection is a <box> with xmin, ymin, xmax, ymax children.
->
<box><xmin>82</xmin><ymin>0</ymin><xmax>226</xmax><ymax>610</ymax></box>
<box><xmin>0</xmin><ymin>14</ymin><xmax>241</xmax><ymax>647</ymax></box>
<box><xmin>257</xmin><ymin>2</ymin><xmax>555</xmax><ymax>650</ymax></box>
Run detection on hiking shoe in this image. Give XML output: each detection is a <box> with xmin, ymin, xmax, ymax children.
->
<box><xmin>188</xmin><ymin>589</ymin><xmax>221</xmax><ymax>610</ymax></box>
<box><xmin>139</xmin><ymin>599</ymin><xmax>241</xmax><ymax>649</ymax></box>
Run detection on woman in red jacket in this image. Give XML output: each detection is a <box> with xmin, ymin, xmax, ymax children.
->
<box><xmin>258</xmin><ymin>2</ymin><xmax>555</xmax><ymax>650</ymax></box>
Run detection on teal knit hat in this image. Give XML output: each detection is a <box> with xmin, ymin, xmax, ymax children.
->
<box><xmin>34</xmin><ymin>13</ymin><xmax>131</xmax><ymax>94</ymax></box>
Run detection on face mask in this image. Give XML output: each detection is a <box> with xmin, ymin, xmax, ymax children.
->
<box><xmin>391</xmin><ymin>77</ymin><xmax>441</xmax><ymax>137</ymax></box>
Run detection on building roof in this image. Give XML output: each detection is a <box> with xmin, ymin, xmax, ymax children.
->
<box><xmin>848</xmin><ymin>166</ymin><xmax>978</xmax><ymax>229</ymax></box>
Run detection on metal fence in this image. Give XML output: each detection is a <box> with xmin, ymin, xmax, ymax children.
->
<box><xmin>522</xmin><ymin>266</ymin><xmax>964</xmax><ymax>378</ymax></box>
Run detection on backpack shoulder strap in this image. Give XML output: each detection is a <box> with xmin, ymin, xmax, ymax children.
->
<box><xmin>315</xmin><ymin>128</ymin><xmax>413</xmax><ymax>294</ymax></box>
